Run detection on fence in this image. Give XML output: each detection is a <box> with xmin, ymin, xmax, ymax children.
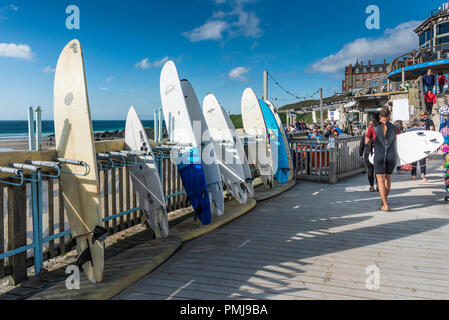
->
<box><xmin>290</xmin><ymin>136</ymin><xmax>365</xmax><ymax>184</ymax></box>
<box><xmin>0</xmin><ymin>140</ymin><xmax>188</xmax><ymax>285</ymax></box>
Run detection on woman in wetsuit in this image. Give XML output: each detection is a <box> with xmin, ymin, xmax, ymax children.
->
<box><xmin>365</xmin><ymin>108</ymin><xmax>401</xmax><ymax>212</ymax></box>
<box><xmin>359</xmin><ymin>119</ymin><xmax>377</xmax><ymax>192</ymax></box>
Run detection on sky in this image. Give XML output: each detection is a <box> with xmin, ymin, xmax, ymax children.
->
<box><xmin>0</xmin><ymin>0</ymin><xmax>445</xmax><ymax>120</ymax></box>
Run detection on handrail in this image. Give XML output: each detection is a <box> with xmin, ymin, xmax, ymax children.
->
<box><xmin>388</xmin><ymin>43</ymin><xmax>449</xmax><ymax>74</ymax></box>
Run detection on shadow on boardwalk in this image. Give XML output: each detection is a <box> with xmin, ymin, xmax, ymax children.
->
<box><xmin>116</xmin><ymin>159</ymin><xmax>449</xmax><ymax>300</ymax></box>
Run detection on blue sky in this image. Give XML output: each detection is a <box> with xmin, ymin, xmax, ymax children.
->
<box><xmin>0</xmin><ymin>0</ymin><xmax>444</xmax><ymax>120</ymax></box>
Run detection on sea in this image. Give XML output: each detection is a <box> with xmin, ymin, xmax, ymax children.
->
<box><xmin>0</xmin><ymin>120</ymin><xmax>156</xmax><ymax>140</ymax></box>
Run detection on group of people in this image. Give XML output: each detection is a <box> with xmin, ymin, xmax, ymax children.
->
<box><xmin>423</xmin><ymin>68</ymin><xmax>448</xmax><ymax>114</ymax></box>
<box><xmin>359</xmin><ymin>109</ymin><xmax>435</xmax><ymax>212</ymax></box>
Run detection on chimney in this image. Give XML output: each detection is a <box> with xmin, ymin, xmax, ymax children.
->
<box><xmin>384</xmin><ymin>58</ymin><xmax>386</xmax><ymax>65</ymax></box>
<box><xmin>368</xmin><ymin>60</ymin><xmax>371</xmax><ymax>66</ymax></box>
<box><xmin>361</xmin><ymin>61</ymin><xmax>364</xmax><ymax>66</ymax></box>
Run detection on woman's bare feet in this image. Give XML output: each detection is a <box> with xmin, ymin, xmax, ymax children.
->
<box><xmin>412</xmin><ymin>176</ymin><xmax>417</xmax><ymax>180</ymax></box>
<box><xmin>369</xmin><ymin>186</ymin><xmax>375</xmax><ymax>192</ymax></box>
<box><xmin>422</xmin><ymin>175</ymin><xmax>428</xmax><ymax>183</ymax></box>
<box><xmin>379</xmin><ymin>206</ymin><xmax>390</xmax><ymax>212</ymax></box>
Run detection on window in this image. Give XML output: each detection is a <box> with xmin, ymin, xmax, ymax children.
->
<box><xmin>363</xmin><ymin>68</ymin><xmax>367</xmax><ymax>73</ymax></box>
<box><xmin>370</xmin><ymin>67</ymin><xmax>375</xmax><ymax>72</ymax></box>
<box><xmin>378</xmin><ymin>67</ymin><xmax>383</xmax><ymax>72</ymax></box>
<box><xmin>355</xmin><ymin>69</ymin><xmax>360</xmax><ymax>73</ymax></box>
<box><xmin>419</xmin><ymin>32</ymin><xmax>426</xmax><ymax>46</ymax></box>
<box><xmin>437</xmin><ymin>22</ymin><xmax>449</xmax><ymax>36</ymax></box>
<box><xmin>436</xmin><ymin>36</ymin><xmax>449</xmax><ymax>45</ymax></box>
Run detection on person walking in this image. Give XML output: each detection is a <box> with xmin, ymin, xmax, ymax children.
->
<box><xmin>424</xmin><ymin>89</ymin><xmax>437</xmax><ymax>115</ymax></box>
<box><xmin>423</xmin><ymin>69</ymin><xmax>435</xmax><ymax>93</ymax></box>
<box><xmin>420</xmin><ymin>112</ymin><xmax>435</xmax><ymax>131</ymax></box>
<box><xmin>365</xmin><ymin>108</ymin><xmax>401</xmax><ymax>212</ymax></box>
<box><xmin>438</xmin><ymin>72</ymin><xmax>448</xmax><ymax>95</ymax></box>
<box><xmin>407</xmin><ymin>119</ymin><xmax>428</xmax><ymax>182</ymax></box>
<box><xmin>359</xmin><ymin>119</ymin><xmax>377</xmax><ymax>192</ymax></box>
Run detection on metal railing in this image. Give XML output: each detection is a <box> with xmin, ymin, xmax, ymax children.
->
<box><xmin>388</xmin><ymin>43</ymin><xmax>449</xmax><ymax>75</ymax></box>
<box><xmin>0</xmin><ymin>141</ymin><xmax>189</xmax><ymax>285</ymax></box>
<box><xmin>289</xmin><ymin>136</ymin><xmax>365</xmax><ymax>184</ymax></box>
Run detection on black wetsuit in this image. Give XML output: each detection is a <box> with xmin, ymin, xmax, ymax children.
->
<box><xmin>359</xmin><ymin>133</ymin><xmax>375</xmax><ymax>187</ymax></box>
<box><xmin>372</xmin><ymin>123</ymin><xmax>398</xmax><ymax>175</ymax></box>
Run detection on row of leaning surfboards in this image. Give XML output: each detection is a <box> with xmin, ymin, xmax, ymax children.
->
<box><xmin>53</xmin><ymin>39</ymin><xmax>294</xmax><ymax>283</ymax></box>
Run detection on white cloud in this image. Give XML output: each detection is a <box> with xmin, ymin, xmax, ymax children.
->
<box><xmin>183</xmin><ymin>2</ymin><xmax>262</xmax><ymax>43</ymax></box>
<box><xmin>99</xmin><ymin>87</ymin><xmax>108</xmax><ymax>91</ymax></box>
<box><xmin>229</xmin><ymin>66</ymin><xmax>249</xmax><ymax>81</ymax></box>
<box><xmin>106</xmin><ymin>76</ymin><xmax>114</xmax><ymax>82</ymax></box>
<box><xmin>0</xmin><ymin>43</ymin><xmax>34</xmax><ymax>60</ymax></box>
<box><xmin>183</xmin><ymin>20</ymin><xmax>228</xmax><ymax>42</ymax></box>
<box><xmin>129</xmin><ymin>89</ymin><xmax>135</xmax><ymax>93</ymax></box>
<box><xmin>309</xmin><ymin>20</ymin><xmax>421</xmax><ymax>73</ymax></box>
<box><xmin>43</xmin><ymin>66</ymin><xmax>55</xmax><ymax>73</ymax></box>
<box><xmin>0</xmin><ymin>4</ymin><xmax>18</xmax><ymax>19</ymax></box>
<box><xmin>135</xmin><ymin>56</ymin><xmax>170</xmax><ymax>69</ymax></box>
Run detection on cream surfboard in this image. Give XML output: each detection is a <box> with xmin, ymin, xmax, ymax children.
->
<box><xmin>54</xmin><ymin>39</ymin><xmax>105</xmax><ymax>283</ymax></box>
<box><xmin>265</xmin><ymin>99</ymin><xmax>294</xmax><ymax>181</ymax></box>
<box><xmin>203</xmin><ymin>93</ymin><xmax>254</xmax><ymax>203</ymax></box>
<box><xmin>125</xmin><ymin>106</ymin><xmax>169</xmax><ymax>238</ymax></box>
<box><xmin>241</xmin><ymin>88</ymin><xmax>274</xmax><ymax>188</ymax></box>
<box><xmin>160</xmin><ymin>60</ymin><xmax>223</xmax><ymax>224</ymax></box>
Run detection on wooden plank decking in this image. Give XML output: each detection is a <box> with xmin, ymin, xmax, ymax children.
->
<box><xmin>116</xmin><ymin>158</ymin><xmax>449</xmax><ymax>300</ymax></box>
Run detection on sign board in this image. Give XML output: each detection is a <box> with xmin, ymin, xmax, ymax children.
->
<box><xmin>392</xmin><ymin>99</ymin><xmax>410</xmax><ymax>122</ymax></box>
<box><xmin>328</xmin><ymin>137</ymin><xmax>335</xmax><ymax>149</ymax></box>
<box><xmin>328</xmin><ymin>110</ymin><xmax>341</xmax><ymax>121</ymax></box>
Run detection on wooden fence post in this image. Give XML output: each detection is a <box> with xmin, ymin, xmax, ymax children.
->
<box><xmin>329</xmin><ymin>148</ymin><xmax>337</xmax><ymax>185</ymax></box>
<box><xmin>7</xmin><ymin>183</ymin><xmax>27</xmax><ymax>285</ymax></box>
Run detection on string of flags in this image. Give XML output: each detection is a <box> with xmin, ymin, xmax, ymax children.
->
<box><xmin>268</xmin><ymin>72</ymin><xmax>320</xmax><ymax>102</ymax></box>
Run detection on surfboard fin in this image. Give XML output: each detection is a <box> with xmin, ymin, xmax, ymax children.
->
<box><xmin>92</xmin><ymin>226</ymin><xmax>108</xmax><ymax>243</ymax></box>
<box><xmin>76</xmin><ymin>246</ymin><xmax>93</xmax><ymax>268</ymax></box>
<box><xmin>66</xmin><ymin>237</ymin><xmax>77</xmax><ymax>252</ymax></box>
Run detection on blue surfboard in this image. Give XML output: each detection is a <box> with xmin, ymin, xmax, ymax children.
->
<box><xmin>259</xmin><ymin>99</ymin><xmax>290</xmax><ymax>184</ymax></box>
<box><xmin>176</xmin><ymin>147</ymin><xmax>211</xmax><ymax>225</ymax></box>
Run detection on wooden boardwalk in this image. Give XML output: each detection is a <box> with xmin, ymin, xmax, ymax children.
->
<box><xmin>116</xmin><ymin>158</ymin><xmax>449</xmax><ymax>300</ymax></box>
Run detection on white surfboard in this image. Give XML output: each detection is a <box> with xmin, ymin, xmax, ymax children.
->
<box><xmin>54</xmin><ymin>39</ymin><xmax>104</xmax><ymax>283</ymax></box>
<box><xmin>125</xmin><ymin>106</ymin><xmax>169</xmax><ymax>238</ymax></box>
<box><xmin>160</xmin><ymin>60</ymin><xmax>224</xmax><ymax>222</ymax></box>
<box><xmin>397</xmin><ymin>130</ymin><xmax>444</xmax><ymax>164</ymax></box>
<box><xmin>369</xmin><ymin>129</ymin><xmax>444</xmax><ymax>165</ymax></box>
<box><xmin>181</xmin><ymin>80</ymin><xmax>224</xmax><ymax>216</ymax></box>
<box><xmin>264</xmin><ymin>99</ymin><xmax>294</xmax><ymax>181</ymax></box>
<box><xmin>203</xmin><ymin>93</ymin><xmax>254</xmax><ymax>203</ymax></box>
<box><xmin>241</xmin><ymin>88</ymin><xmax>274</xmax><ymax>188</ymax></box>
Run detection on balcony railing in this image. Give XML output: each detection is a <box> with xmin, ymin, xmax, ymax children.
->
<box><xmin>388</xmin><ymin>43</ymin><xmax>449</xmax><ymax>75</ymax></box>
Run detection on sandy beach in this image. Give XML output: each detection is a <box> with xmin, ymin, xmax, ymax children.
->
<box><xmin>0</xmin><ymin>127</ymin><xmax>164</xmax><ymax>151</ymax></box>
<box><xmin>0</xmin><ymin>137</ymin><xmax>54</xmax><ymax>151</ymax></box>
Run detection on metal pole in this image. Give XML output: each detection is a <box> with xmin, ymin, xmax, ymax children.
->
<box><xmin>158</xmin><ymin>108</ymin><xmax>163</xmax><ymax>143</ymax></box>
<box><xmin>28</xmin><ymin>107</ymin><xmax>35</xmax><ymax>151</ymax></box>
<box><xmin>35</xmin><ymin>106</ymin><xmax>42</xmax><ymax>151</ymax></box>
<box><xmin>402</xmin><ymin>67</ymin><xmax>405</xmax><ymax>87</ymax></box>
<box><xmin>263</xmin><ymin>71</ymin><xmax>268</xmax><ymax>101</ymax></box>
<box><xmin>320</xmin><ymin>88</ymin><xmax>324</xmax><ymax>130</ymax></box>
<box><xmin>154</xmin><ymin>109</ymin><xmax>158</xmax><ymax>142</ymax></box>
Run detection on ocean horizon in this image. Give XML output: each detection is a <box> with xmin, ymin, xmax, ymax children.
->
<box><xmin>0</xmin><ymin>120</ymin><xmax>156</xmax><ymax>140</ymax></box>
